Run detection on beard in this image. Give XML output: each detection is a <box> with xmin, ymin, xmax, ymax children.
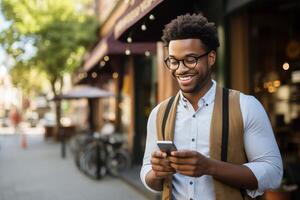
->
<box><xmin>172</xmin><ymin>69</ymin><xmax>212</xmax><ymax>95</ymax></box>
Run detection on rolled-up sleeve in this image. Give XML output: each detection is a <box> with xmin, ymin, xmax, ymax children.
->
<box><xmin>140</xmin><ymin>105</ymin><xmax>161</xmax><ymax>193</ymax></box>
<box><xmin>241</xmin><ymin>94</ymin><xmax>283</xmax><ymax>198</ymax></box>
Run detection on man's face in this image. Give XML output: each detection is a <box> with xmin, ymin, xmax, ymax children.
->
<box><xmin>168</xmin><ymin>39</ymin><xmax>215</xmax><ymax>94</ymax></box>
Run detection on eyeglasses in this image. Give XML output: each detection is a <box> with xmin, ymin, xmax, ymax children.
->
<box><xmin>164</xmin><ymin>51</ymin><xmax>210</xmax><ymax>70</ymax></box>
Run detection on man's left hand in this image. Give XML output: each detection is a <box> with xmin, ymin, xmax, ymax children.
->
<box><xmin>168</xmin><ymin>150</ymin><xmax>211</xmax><ymax>177</ymax></box>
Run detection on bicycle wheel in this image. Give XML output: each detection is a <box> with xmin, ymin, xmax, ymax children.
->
<box><xmin>107</xmin><ymin>149</ymin><xmax>131</xmax><ymax>176</ymax></box>
<box><xmin>84</xmin><ymin>143</ymin><xmax>107</xmax><ymax>179</ymax></box>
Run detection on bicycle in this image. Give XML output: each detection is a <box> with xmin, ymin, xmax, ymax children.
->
<box><xmin>74</xmin><ymin>132</ymin><xmax>131</xmax><ymax>179</ymax></box>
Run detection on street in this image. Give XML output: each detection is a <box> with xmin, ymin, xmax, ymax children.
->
<box><xmin>0</xmin><ymin>128</ymin><xmax>149</xmax><ymax>200</ymax></box>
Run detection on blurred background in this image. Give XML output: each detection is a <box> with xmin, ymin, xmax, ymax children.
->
<box><xmin>0</xmin><ymin>0</ymin><xmax>300</xmax><ymax>200</ymax></box>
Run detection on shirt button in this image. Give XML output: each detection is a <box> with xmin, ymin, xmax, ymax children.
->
<box><xmin>189</xmin><ymin>181</ymin><xmax>193</xmax><ymax>185</ymax></box>
<box><xmin>192</xmin><ymin>138</ymin><xmax>195</xmax><ymax>142</ymax></box>
<box><xmin>192</xmin><ymin>114</ymin><xmax>196</xmax><ymax>118</ymax></box>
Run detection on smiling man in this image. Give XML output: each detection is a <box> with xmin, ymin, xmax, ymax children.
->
<box><xmin>140</xmin><ymin>14</ymin><xmax>283</xmax><ymax>200</ymax></box>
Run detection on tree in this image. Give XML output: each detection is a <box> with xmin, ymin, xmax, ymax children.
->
<box><xmin>0</xmin><ymin>0</ymin><xmax>98</xmax><ymax>127</ymax></box>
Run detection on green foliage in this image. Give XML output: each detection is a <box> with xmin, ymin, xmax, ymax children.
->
<box><xmin>0</xmin><ymin>0</ymin><xmax>98</xmax><ymax>95</ymax></box>
<box><xmin>10</xmin><ymin>61</ymin><xmax>48</xmax><ymax>96</ymax></box>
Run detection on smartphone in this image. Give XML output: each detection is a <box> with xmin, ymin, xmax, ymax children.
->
<box><xmin>157</xmin><ymin>140</ymin><xmax>177</xmax><ymax>155</ymax></box>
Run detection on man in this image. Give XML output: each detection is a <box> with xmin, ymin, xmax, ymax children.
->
<box><xmin>140</xmin><ymin>14</ymin><xmax>282</xmax><ymax>200</ymax></box>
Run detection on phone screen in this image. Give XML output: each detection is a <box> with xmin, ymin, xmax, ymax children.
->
<box><xmin>157</xmin><ymin>141</ymin><xmax>177</xmax><ymax>155</ymax></box>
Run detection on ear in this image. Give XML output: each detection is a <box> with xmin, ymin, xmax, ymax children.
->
<box><xmin>207</xmin><ymin>50</ymin><xmax>216</xmax><ymax>67</ymax></box>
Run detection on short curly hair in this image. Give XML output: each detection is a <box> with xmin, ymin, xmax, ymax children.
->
<box><xmin>161</xmin><ymin>13</ymin><xmax>220</xmax><ymax>51</ymax></box>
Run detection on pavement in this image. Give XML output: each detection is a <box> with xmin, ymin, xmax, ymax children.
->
<box><xmin>120</xmin><ymin>165</ymin><xmax>160</xmax><ymax>200</ymax></box>
<box><xmin>0</xmin><ymin>126</ymin><xmax>153</xmax><ymax>200</ymax></box>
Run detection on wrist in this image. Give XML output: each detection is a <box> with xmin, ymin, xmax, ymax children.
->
<box><xmin>205</xmin><ymin>158</ymin><xmax>217</xmax><ymax>176</ymax></box>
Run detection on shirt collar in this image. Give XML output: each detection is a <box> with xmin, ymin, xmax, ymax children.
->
<box><xmin>179</xmin><ymin>80</ymin><xmax>217</xmax><ymax>108</ymax></box>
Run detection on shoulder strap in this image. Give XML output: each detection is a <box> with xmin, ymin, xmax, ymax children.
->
<box><xmin>156</xmin><ymin>93</ymin><xmax>180</xmax><ymax>200</ymax></box>
<box><xmin>221</xmin><ymin>87</ymin><xmax>229</xmax><ymax>162</ymax></box>
<box><xmin>156</xmin><ymin>93</ymin><xmax>180</xmax><ymax>141</ymax></box>
<box><xmin>161</xmin><ymin>96</ymin><xmax>176</xmax><ymax>140</ymax></box>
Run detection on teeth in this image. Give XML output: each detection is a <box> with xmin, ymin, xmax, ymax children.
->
<box><xmin>178</xmin><ymin>76</ymin><xmax>192</xmax><ymax>81</ymax></box>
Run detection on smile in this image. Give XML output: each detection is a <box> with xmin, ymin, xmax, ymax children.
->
<box><xmin>177</xmin><ymin>75</ymin><xmax>194</xmax><ymax>81</ymax></box>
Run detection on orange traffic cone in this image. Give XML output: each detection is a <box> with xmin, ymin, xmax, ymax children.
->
<box><xmin>21</xmin><ymin>134</ymin><xmax>28</xmax><ymax>149</ymax></box>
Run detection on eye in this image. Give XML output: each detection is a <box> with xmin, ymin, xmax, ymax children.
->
<box><xmin>184</xmin><ymin>56</ymin><xmax>197</xmax><ymax>64</ymax></box>
<box><xmin>169</xmin><ymin>58</ymin><xmax>179</xmax><ymax>66</ymax></box>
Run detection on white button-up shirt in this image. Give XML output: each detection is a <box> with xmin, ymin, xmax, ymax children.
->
<box><xmin>140</xmin><ymin>80</ymin><xmax>283</xmax><ymax>200</ymax></box>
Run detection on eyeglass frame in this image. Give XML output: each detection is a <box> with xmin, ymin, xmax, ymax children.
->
<box><xmin>164</xmin><ymin>51</ymin><xmax>210</xmax><ymax>70</ymax></box>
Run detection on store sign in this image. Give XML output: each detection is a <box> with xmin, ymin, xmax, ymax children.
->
<box><xmin>114</xmin><ymin>0</ymin><xmax>163</xmax><ymax>39</ymax></box>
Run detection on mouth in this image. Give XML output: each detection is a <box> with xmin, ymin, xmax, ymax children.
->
<box><xmin>176</xmin><ymin>74</ymin><xmax>195</xmax><ymax>85</ymax></box>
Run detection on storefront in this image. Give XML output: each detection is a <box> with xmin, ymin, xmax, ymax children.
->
<box><xmin>114</xmin><ymin>0</ymin><xmax>300</xmax><ymax>196</ymax></box>
<box><xmin>227</xmin><ymin>0</ymin><xmax>300</xmax><ymax>198</ymax></box>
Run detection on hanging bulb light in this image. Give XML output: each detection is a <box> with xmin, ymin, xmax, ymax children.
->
<box><xmin>145</xmin><ymin>51</ymin><xmax>150</xmax><ymax>57</ymax></box>
<box><xmin>100</xmin><ymin>61</ymin><xmax>106</xmax><ymax>67</ymax></box>
<box><xmin>125</xmin><ymin>49</ymin><xmax>131</xmax><ymax>55</ymax></box>
<box><xmin>79</xmin><ymin>73</ymin><xmax>84</xmax><ymax>79</ymax></box>
<box><xmin>282</xmin><ymin>62</ymin><xmax>289</xmax><ymax>70</ymax></box>
<box><xmin>127</xmin><ymin>37</ymin><xmax>132</xmax><ymax>43</ymax></box>
<box><xmin>149</xmin><ymin>14</ymin><xmax>155</xmax><ymax>20</ymax></box>
<box><xmin>104</xmin><ymin>56</ymin><xmax>109</xmax><ymax>62</ymax></box>
<box><xmin>92</xmin><ymin>72</ymin><xmax>97</xmax><ymax>78</ymax></box>
<box><xmin>112</xmin><ymin>72</ymin><xmax>119</xmax><ymax>79</ymax></box>
<box><xmin>141</xmin><ymin>24</ymin><xmax>147</xmax><ymax>31</ymax></box>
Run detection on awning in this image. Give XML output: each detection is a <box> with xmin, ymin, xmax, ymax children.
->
<box><xmin>83</xmin><ymin>32</ymin><xmax>156</xmax><ymax>72</ymax></box>
<box><xmin>56</xmin><ymin>85</ymin><xmax>114</xmax><ymax>100</ymax></box>
<box><xmin>226</xmin><ymin>0</ymin><xmax>255</xmax><ymax>14</ymax></box>
<box><xmin>114</xmin><ymin>0</ymin><xmax>195</xmax><ymax>42</ymax></box>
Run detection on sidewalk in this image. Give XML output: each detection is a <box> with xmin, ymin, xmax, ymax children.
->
<box><xmin>120</xmin><ymin>165</ymin><xmax>160</xmax><ymax>200</ymax></box>
<box><xmin>0</xmin><ymin>133</ymin><xmax>149</xmax><ymax>200</ymax></box>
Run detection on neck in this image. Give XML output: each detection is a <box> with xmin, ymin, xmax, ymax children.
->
<box><xmin>183</xmin><ymin>79</ymin><xmax>213</xmax><ymax>110</ymax></box>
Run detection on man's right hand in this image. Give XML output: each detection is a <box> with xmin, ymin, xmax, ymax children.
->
<box><xmin>145</xmin><ymin>150</ymin><xmax>175</xmax><ymax>191</ymax></box>
<box><xmin>151</xmin><ymin>150</ymin><xmax>175</xmax><ymax>179</ymax></box>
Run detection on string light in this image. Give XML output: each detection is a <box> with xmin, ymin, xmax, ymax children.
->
<box><xmin>92</xmin><ymin>72</ymin><xmax>97</xmax><ymax>78</ymax></box>
<box><xmin>141</xmin><ymin>24</ymin><xmax>147</xmax><ymax>31</ymax></box>
<box><xmin>127</xmin><ymin>37</ymin><xmax>132</xmax><ymax>43</ymax></box>
<box><xmin>125</xmin><ymin>49</ymin><xmax>131</xmax><ymax>55</ymax></box>
<box><xmin>100</xmin><ymin>61</ymin><xmax>106</xmax><ymax>67</ymax></box>
<box><xmin>149</xmin><ymin>14</ymin><xmax>155</xmax><ymax>20</ymax></box>
<box><xmin>104</xmin><ymin>56</ymin><xmax>109</xmax><ymax>62</ymax></box>
<box><xmin>283</xmin><ymin>62</ymin><xmax>289</xmax><ymax>70</ymax></box>
<box><xmin>112</xmin><ymin>72</ymin><xmax>119</xmax><ymax>79</ymax></box>
<box><xmin>79</xmin><ymin>73</ymin><xmax>84</xmax><ymax>79</ymax></box>
<box><xmin>145</xmin><ymin>51</ymin><xmax>150</xmax><ymax>57</ymax></box>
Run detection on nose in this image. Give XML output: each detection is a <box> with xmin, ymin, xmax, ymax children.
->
<box><xmin>177</xmin><ymin>60</ymin><xmax>188</xmax><ymax>71</ymax></box>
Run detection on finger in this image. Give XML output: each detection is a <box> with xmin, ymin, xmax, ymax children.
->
<box><xmin>168</xmin><ymin>157</ymin><xmax>198</xmax><ymax>165</ymax></box>
<box><xmin>152</xmin><ymin>151</ymin><xmax>167</xmax><ymax>158</ymax></box>
<box><xmin>152</xmin><ymin>165</ymin><xmax>175</xmax><ymax>172</ymax></box>
<box><xmin>151</xmin><ymin>157</ymin><xmax>171</xmax><ymax>166</ymax></box>
<box><xmin>170</xmin><ymin>163</ymin><xmax>197</xmax><ymax>171</ymax></box>
<box><xmin>170</xmin><ymin>150</ymin><xmax>198</xmax><ymax>158</ymax></box>
<box><xmin>154</xmin><ymin>171</ymin><xmax>174</xmax><ymax>178</ymax></box>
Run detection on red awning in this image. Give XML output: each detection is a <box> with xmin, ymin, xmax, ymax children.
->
<box><xmin>83</xmin><ymin>32</ymin><xmax>156</xmax><ymax>72</ymax></box>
